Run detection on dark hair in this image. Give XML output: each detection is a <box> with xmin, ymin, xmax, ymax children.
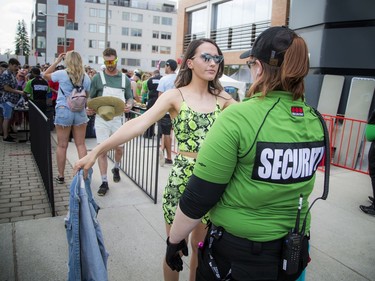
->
<box><xmin>31</xmin><ymin>67</ymin><xmax>41</xmax><ymax>76</ymax></box>
<box><xmin>175</xmin><ymin>38</ymin><xmax>224</xmax><ymax>95</ymax></box>
<box><xmin>8</xmin><ymin>58</ymin><xmax>20</xmax><ymax>66</ymax></box>
<box><xmin>103</xmin><ymin>48</ymin><xmax>117</xmax><ymax>57</ymax></box>
<box><xmin>248</xmin><ymin>35</ymin><xmax>309</xmax><ymax>101</ymax></box>
<box><xmin>0</xmin><ymin>61</ymin><xmax>8</xmax><ymax>68</ymax></box>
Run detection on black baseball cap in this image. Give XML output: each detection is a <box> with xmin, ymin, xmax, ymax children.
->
<box><xmin>165</xmin><ymin>59</ymin><xmax>177</xmax><ymax>71</ymax></box>
<box><xmin>240</xmin><ymin>26</ymin><xmax>295</xmax><ymax>67</ymax></box>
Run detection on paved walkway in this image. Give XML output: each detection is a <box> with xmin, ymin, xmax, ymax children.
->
<box><xmin>0</xmin><ymin>132</ymin><xmax>374</xmax><ymax>281</ymax></box>
<box><xmin>0</xmin><ymin>136</ymin><xmax>72</xmax><ymax>223</ymax></box>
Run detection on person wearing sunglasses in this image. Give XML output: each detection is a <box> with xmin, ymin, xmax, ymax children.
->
<box><xmin>164</xmin><ymin>26</ymin><xmax>327</xmax><ymax>281</ymax></box>
<box><xmin>74</xmin><ymin>38</ymin><xmax>236</xmax><ymax>281</ymax></box>
<box><xmin>87</xmin><ymin>48</ymin><xmax>134</xmax><ymax>196</ymax></box>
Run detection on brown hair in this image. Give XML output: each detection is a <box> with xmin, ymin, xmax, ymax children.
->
<box><xmin>175</xmin><ymin>38</ymin><xmax>224</xmax><ymax>96</ymax></box>
<box><xmin>103</xmin><ymin>48</ymin><xmax>117</xmax><ymax>57</ymax></box>
<box><xmin>247</xmin><ymin>35</ymin><xmax>309</xmax><ymax>101</ymax></box>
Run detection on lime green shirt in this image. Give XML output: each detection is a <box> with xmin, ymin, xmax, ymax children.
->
<box><xmin>194</xmin><ymin>91</ymin><xmax>325</xmax><ymax>242</ymax></box>
<box><xmin>366</xmin><ymin>110</ymin><xmax>375</xmax><ymax>141</ymax></box>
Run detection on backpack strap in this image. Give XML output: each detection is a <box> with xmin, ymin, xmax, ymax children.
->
<box><xmin>61</xmin><ymin>74</ymin><xmax>85</xmax><ymax>97</ymax></box>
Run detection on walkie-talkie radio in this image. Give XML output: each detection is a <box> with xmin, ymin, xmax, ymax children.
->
<box><xmin>282</xmin><ymin>195</ymin><xmax>304</xmax><ymax>275</ymax></box>
<box><xmin>282</xmin><ymin>109</ymin><xmax>331</xmax><ymax>275</ymax></box>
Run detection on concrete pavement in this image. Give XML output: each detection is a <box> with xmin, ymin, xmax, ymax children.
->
<box><xmin>0</xmin><ymin>133</ymin><xmax>374</xmax><ymax>281</ymax></box>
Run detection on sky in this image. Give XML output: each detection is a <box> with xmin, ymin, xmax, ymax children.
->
<box><xmin>0</xmin><ymin>0</ymin><xmax>34</xmax><ymax>54</ymax></box>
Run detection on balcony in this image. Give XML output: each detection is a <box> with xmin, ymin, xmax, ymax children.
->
<box><xmin>184</xmin><ymin>20</ymin><xmax>271</xmax><ymax>53</ymax></box>
<box><xmin>85</xmin><ymin>0</ymin><xmax>177</xmax><ymax>13</ymax></box>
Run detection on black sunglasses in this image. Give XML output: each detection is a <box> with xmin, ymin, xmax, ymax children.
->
<box><xmin>246</xmin><ymin>60</ymin><xmax>257</xmax><ymax>69</ymax></box>
<box><xmin>193</xmin><ymin>53</ymin><xmax>224</xmax><ymax>64</ymax></box>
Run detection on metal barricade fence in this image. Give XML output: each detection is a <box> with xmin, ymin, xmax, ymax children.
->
<box><xmin>323</xmin><ymin>114</ymin><xmax>369</xmax><ymax>174</ymax></box>
<box><xmin>107</xmin><ymin>110</ymin><xmax>160</xmax><ymax>203</ymax></box>
<box><xmin>28</xmin><ymin>101</ymin><xmax>55</xmax><ymax>216</ymax></box>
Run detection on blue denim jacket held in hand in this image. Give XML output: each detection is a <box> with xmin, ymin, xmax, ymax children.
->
<box><xmin>65</xmin><ymin>169</ymin><xmax>109</xmax><ymax>281</ymax></box>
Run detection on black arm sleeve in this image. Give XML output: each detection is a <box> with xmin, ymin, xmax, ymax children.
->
<box><xmin>179</xmin><ymin>174</ymin><xmax>227</xmax><ymax>219</ymax></box>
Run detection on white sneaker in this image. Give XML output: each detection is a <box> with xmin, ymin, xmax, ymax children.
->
<box><xmin>159</xmin><ymin>148</ymin><xmax>165</xmax><ymax>167</ymax></box>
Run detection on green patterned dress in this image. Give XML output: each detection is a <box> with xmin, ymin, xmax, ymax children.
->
<box><xmin>162</xmin><ymin>95</ymin><xmax>221</xmax><ymax>224</ymax></box>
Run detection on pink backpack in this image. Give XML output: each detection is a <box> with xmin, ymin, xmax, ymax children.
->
<box><xmin>62</xmin><ymin>76</ymin><xmax>87</xmax><ymax>112</ymax></box>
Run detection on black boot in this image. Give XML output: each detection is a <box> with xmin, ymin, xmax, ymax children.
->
<box><xmin>359</xmin><ymin>204</ymin><xmax>375</xmax><ymax>216</ymax></box>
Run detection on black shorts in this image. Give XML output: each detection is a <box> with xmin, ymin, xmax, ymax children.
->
<box><xmin>158</xmin><ymin>114</ymin><xmax>172</xmax><ymax>135</ymax></box>
<box><xmin>196</xmin><ymin>225</ymin><xmax>309</xmax><ymax>281</ymax></box>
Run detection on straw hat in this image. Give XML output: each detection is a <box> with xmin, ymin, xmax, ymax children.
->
<box><xmin>87</xmin><ymin>96</ymin><xmax>125</xmax><ymax>121</ymax></box>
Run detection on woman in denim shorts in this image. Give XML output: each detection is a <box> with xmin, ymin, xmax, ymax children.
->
<box><xmin>43</xmin><ymin>51</ymin><xmax>91</xmax><ymax>184</ymax></box>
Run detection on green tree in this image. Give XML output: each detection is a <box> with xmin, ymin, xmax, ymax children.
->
<box><xmin>15</xmin><ymin>20</ymin><xmax>30</xmax><ymax>56</ymax></box>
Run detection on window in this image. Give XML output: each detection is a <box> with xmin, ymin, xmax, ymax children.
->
<box><xmin>89</xmin><ymin>8</ymin><xmax>96</xmax><ymax>17</ymax></box>
<box><xmin>121</xmin><ymin>43</ymin><xmax>128</xmax><ymax>51</ymax></box>
<box><xmin>98</xmin><ymin>25</ymin><xmax>106</xmax><ymax>34</ymax></box>
<box><xmin>153</xmin><ymin>16</ymin><xmax>160</xmax><ymax>24</ymax></box>
<box><xmin>152</xmin><ymin>45</ymin><xmax>158</xmax><ymax>53</ymax></box>
<box><xmin>88</xmin><ymin>55</ymin><xmax>103</xmax><ymax>64</ymax></box>
<box><xmin>36</xmin><ymin>25</ymin><xmax>46</xmax><ymax>33</ymax></box>
<box><xmin>57</xmin><ymin>37</ymin><xmax>70</xmax><ymax>47</ymax></box>
<box><xmin>89</xmin><ymin>40</ymin><xmax>97</xmax><ymax>48</ymax></box>
<box><xmin>131</xmin><ymin>28</ymin><xmax>142</xmax><ymax>37</ymax></box>
<box><xmin>161</xmin><ymin>17</ymin><xmax>172</xmax><ymax>26</ymax></box>
<box><xmin>130</xmin><ymin>44</ymin><xmax>141</xmax><ymax>52</ymax></box>
<box><xmin>88</xmin><ymin>55</ymin><xmax>96</xmax><ymax>63</ymax></box>
<box><xmin>160</xmin><ymin>46</ymin><xmax>171</xmax><ymax>54</ymax></box>
<box><xmin>151</xmin><ymin>60</ymin><xmax>160</xmax><ymax>68</ymax></box>
<box><xmin>131</xmin><ymin>13</ymin><xmax>143</xmax><ymax>22</ymax></box>
<box><xmin>98</xmin><ymin>40</ymin><xmax>105</xmax><ymax>49</ymax></box>
<box><xmin>89</xmin><ymin>24</ymin><xmax>96</xmax><ymax>33</ymax></box>
<box><xmin>214</xmin><ymin>0</ymin><xmax>271</xmax><ymax>29</ymax></box>
<box><xmin>152</xmin><ymin>31</ymin><xmax>159</xmax><ymax>39</ymax></box>
<box><xmin>161</xmin><ymin>32</ymin><xmax>171</xmax><ymax>40</ymax></box>
<box><xmin>188</xmin><ymin>8</ymin><xmax>207</xmax><ymax>34</ymax></box>
<box><xmin>122</xmin><ymin>12</ymin><xmax>130</xmax><ymax>21</ymax></box>
<box><xmin>99</xmin><ymin>9</ymin><xmax>105</xmax><ymax>18</ymax></box>
<box><xmin>122</xmin><ymin>27</ymin><xmax>129</xmax><ymax>36</ymax></box>
<box><xmin>36</xmin><ymin>36</ymin><xmax>46</xmax><ymax>49</ymax></box>
<box><xmin>90</xmin><ymin>8</ymin><xmax>112</xmax><ymax>18</ymax></box>
<box><xmin>127</xmin><ymin>59</ymin><xmax>140</xmax><ymax>66</ymax></box>
<box><xmin>121</xmin><ymin>58</ymin><xmax>140</xmax><ymax>66</ymax></box>
<box><xmin>131</xmin><ymin>0</ymin><xmax>147</xmax><ymax>9</ymax></box>
<box><xmin>37</xmin><ymin>3</ymin><xmax>46</xmax><ymax>15</ymax></box>
<box><xmin>66</xmin><ymin>22</ymin><xmax>79</xmax><ymax>31</ymax></box>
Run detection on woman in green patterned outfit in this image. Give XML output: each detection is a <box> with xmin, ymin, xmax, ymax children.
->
<box><xmin>74</xmin><ymin>38</ymin><xmax>236</xmax><ymax>281</ymax></box>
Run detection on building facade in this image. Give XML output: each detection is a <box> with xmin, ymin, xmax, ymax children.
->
<box><xmin>176</xmin><ymin>0</ymin><xmax>289</xmax><ymax>81</ymax></box>
<box><xmin>30</xmin><ymin>0</ymin><xmax>177</xmax><ymax>72</ymax></box>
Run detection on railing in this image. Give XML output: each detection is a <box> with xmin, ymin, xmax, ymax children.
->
<box><xmin>85</xmin><ymin>0</ymin><xmax>177</xmax><ymax>13</ymax></box>
<box><xmin>184</xmin><ymin>20</ymin><xmax>271</xmax><ymax>53</ymax></box>
<box><xmin>28</xmin><ymin>101</ymin><xmax>55</xmax><ymax>216</ymax></box>
<box><xmin>323</xmin><ymin>114</ymin><xmax>369</xmax><ymax>174</ymax></box>
<box><xmin>107</xmin><ymin>110</ymin><xmax>160</xmax><ymax>203</ymax></box>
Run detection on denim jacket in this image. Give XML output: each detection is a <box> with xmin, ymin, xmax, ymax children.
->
<box><xmin>65</xmin><ymin>169</ymin><xmax>109</xmax><ymax>281</ymax></box>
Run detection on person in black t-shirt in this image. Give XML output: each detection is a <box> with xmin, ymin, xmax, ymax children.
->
<box><xmin>143</xmin><ymin>69</ymin><xmax>163</xmax><ymax>138</ymax></box>
<box><xmin>24</xmin><ymin>67</ymin><xmax>50</xmax><ymax>114</ymax></box>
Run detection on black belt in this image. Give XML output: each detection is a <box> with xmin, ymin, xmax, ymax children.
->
<box><xmin>212</xmin><ymin>225</ymin><xmax>283</xmax><ymax>254</ymax></box>
<box><xmin>207</xmin><ymin>225</ymin><xmax>284</xmax><ymax>280</ymax></box>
